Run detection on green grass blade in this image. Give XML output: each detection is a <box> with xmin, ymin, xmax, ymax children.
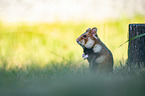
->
<box><xmin>119</xmin><ymin>33</ymin><xmax>145</xmax><ymax>47</ymax></box>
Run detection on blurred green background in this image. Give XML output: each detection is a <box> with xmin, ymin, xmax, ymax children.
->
<box><xmin>0</xmin><ymin>15</ymin><xmax>145</xmax><ymax>69</ymax></box>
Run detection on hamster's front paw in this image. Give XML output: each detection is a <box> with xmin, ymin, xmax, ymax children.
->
<box><xmin>82</xmin><ymin>53</ymin><xmax>85</xmax><ymax>58</ymax></box>
<box><xmin>82</xmin><ymin>53</ymin><xmax>88</xmax><ymax>60</ymax></box>
<box><xmin>83</xmin><ymin>54</ymin><xmax>88</xmax><ymax>60</ymax></box>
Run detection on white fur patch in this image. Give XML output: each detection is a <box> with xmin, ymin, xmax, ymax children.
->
<box><xmin>96</xmin><ymin>55</ymin><xmax>105</xmax><ymax>63</ymax></box>
<box><xmin>93</xmin><ymin>44</ymin><xmax>102</xmax><ymax>53</ymax></box>
<box><xmin>85</xmin><ymin>37</ymin><xmax>94</xmax><ymax>48</ymax></box>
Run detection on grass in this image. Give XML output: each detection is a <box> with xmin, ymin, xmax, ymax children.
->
<box><xmin>0</xmin><ymin>63</ymin><xmax>145</xmax><ymax>96</ymax></box>
<box><xmin>1</xmin><ymin>15</ymin><xmax>145</xmax><ymax>68</ymax></box>
<box><xmin>0</xmin><ymin>17</ymin><xmax>130</xmax><ymax>68</ymax></box>
<box><xmin>0</xmin><ymin>15</ymin><xmax>145</xmax><ymax>96</ymax></box>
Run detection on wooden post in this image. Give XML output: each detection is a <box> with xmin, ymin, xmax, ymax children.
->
<box><xmin>128</xmin><ymin>24</ymin><xmax>145</xmax><ymax>67</ymax></box>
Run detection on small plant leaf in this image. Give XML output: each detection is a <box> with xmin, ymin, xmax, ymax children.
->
<box><xmin>119</xmin><ymin>33</ymin><xmax>145</xmax><ymax>47</ymax></box>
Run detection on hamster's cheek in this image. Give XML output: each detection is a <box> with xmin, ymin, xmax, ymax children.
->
<box><xmin>80</xmin><ymin>39</ymin><xmax>85</xmax><ymax>45</ymax></box>
<box><xmin>85</xmin><ymin>37</ymin><xmax>95</xmax><ymax>48</ymax></box>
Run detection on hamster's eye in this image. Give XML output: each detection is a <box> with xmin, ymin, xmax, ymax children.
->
<box><xmin>83</xmin><ymin>35</ymin><xmax>87</xmax><ymax>38</ymax></box>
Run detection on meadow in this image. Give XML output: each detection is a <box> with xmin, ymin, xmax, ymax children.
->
<box><xmin>0</xmin><ymin>15</ymin><xmax>145</xmax><ymax>96</ymax></box>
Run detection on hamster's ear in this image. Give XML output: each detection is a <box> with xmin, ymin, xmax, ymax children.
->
<box><xmin>92</xmin><ymin>27</ymin><xmax>97</xmax><ymax>35</ymax></box>
<box><xmin>86</xmin><ymin>28</ymin><xmax>91</xmax><ymax>32</ymax></box>
<box><xmin>88</xmin><ymin>29</ymin><xmax>92</xmax><ymax>35</ymax></box>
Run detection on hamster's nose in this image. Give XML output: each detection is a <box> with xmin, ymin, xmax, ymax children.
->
<box><xmin>76</xmin><ymin>39</ymin><xmax>80</xmax><ymax>44</ymax></box>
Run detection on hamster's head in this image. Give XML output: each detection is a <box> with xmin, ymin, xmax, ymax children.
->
<box><xmin>76</xmin><ymin>27</ymin><xmax>99</xmax><ymax>49</ymax></box>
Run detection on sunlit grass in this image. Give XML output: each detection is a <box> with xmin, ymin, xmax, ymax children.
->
<box><xmin>0</xmin><ymin>15</ymin><xmax>145</xmax><ymax>69</ymax></box>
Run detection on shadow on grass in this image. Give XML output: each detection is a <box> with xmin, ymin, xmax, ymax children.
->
<box><xmin>0</xmin><ymin>61</ymin><xmax>145</xmax><ymax>96</ymax></box>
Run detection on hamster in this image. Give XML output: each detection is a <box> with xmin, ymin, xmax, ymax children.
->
<box><xmin>76</xmin><ymin>27</ymin><xmax>113</xmax><ymax>72</ymax></box>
